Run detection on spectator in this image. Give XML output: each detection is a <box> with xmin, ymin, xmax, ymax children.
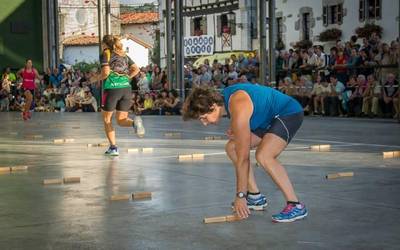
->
<box><xmin>378</xmin><ymin>43</ymin><xmax>398</xmax><ymax>84</ymax></box>
<box><xmin>348</xmin><ymin>75</ymin><xmax>367</xmax><ymax>116</ymax></box>
<box><xmin>49</xmin><ymin>67</ymin><xmax>62</xmax><ymax>88</ymax></box>
<box><xmin>380</xmin><ymin>73</ymin><xmax>399</xmax><ymax>118</ymax></box>
<box><xmin>151</xmin><ymin>65</ymin><xmax>163</xmax><ymax>90</ymax></box>
<box><xmin>137</xmin><ymin>71</ymin><xmax>150</xmax><ymax>94</ymax></box>
<box><xmin>140</xmin><ymin>92</ymin><xmax>155</xmax><ymax>115</ymax></box>
<box><xmin>334</xmin><ymin>49</ymin><xmax>348</xmax><ymax>84</ymax></box>
<box><xmin>78</xmin><ymin>90</ymin><xmax>97</xmax><ymax>112</ymax></box>
<box><xmin>163</xmin><ymin>89</ymin><xmax>181</xmax><ymax>115</ymax></box>
<box><xmin>199</xmin><ymin>65</ymin><xmax>212</xmax><ymax>85</ymax></box>
<box><xmin>311</xmin><ymin>74</ymin><xmax>331</xmax><ymax>115</ymax></box>
<box><xmin>325</xmin><ymin>74</ymin><xmax>346</xmax><ymax>116</ymax></box>
<box><xmin>362</xmin><ymin>74</ymin><xmax>381</xmax><ymax>117</ymax></box>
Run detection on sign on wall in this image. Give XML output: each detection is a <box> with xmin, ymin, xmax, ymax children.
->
<box><xmin>184</xmin><ymin>35</ymin><xmax>214</xmax><ymax>57</ymax></box>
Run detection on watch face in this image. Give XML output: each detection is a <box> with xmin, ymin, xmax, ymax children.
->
<box><xmin>237</xmin><ymin>192</ymin><xmax>245</xmax><ymax>198</ymax></box>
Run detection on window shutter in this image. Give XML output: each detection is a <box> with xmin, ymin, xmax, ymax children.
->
<box><xmin>323</xmin><ymin>6</ymin><xmax>328</xmax><ymax>26</ymax></box>
<box><xmin>217</xmin><ymin>15</ymin><xmax>222</xmax><ymax>37</ymax></box>
<box><xmin>376</xmin><ymin>0</ymin><xmax>381</xmax><ymax>19</ymax></box>
<box><xmin>190</xmin><ymin>18</ymin><xmax>194</xmax><ymax>36</ymax></box>
<box><xmin>201</xmin><ymin>16</ymin><xmax>207</xmax><ymax>35</ymax></box>
<box><xmin>229</xmin><ymin>14</ymin><xmax>236</xmax><ymax>35</ymax></box>
<box><xmin>338</xmin><ymin>4</ymin><xmax>343</xmax><ymax>24</ymax></box>
<box><xmin>359</xmin><ymin>0</ymin><xmax>365</xmax><ymax>21</ymax></box>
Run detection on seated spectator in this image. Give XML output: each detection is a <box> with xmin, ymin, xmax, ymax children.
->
<box><xmin>212</xmin><ymin>68</ymin><xmax>224</xmax><ymax>88</ymax></box>
<box><xmin>380</xmin><ymin>73</ymin><xmax>399</xmax><ymax>118</ymax></box>
<box><xmin>0</xmin><ymin>88</ymin><xmax>9</xmax><ymax>111</ymax></box>
<box><xmin>151</xmin><ymin>65</ymin><xmax>163</xmax><ymax>90</ymax></box>
<box><xmin>76</xmin><ymin>90</ymin><xmax>96</xmax><ymax>112</ymax></box>
<box><xmin>334</xmin><ymin>49</ymin><xmax>348</xmax><ymax>84</ymax></box>
<box><xmin>139</xmin><ymin>92</ymin><xmax>156</xmax><ymax>115</ymax></box>
<box><xmin>54</xmin><ymin>94</ymin><xmax>66</xmax><ymax>112</ymax></box>
<box><xmin>137</xmin><ymin>71</ymin><xmax>150</xmax><ymax>94</ymax></box>
<box><xmin>294</xmin><ymin>76</ymin><xmax>313</xmax><ymax>113</ymax></box>
<box><xmin>49</xmin><ymin>68</ymin><xmax>62</xmax><ymax>88</ymax></box>
<box><xmin>362</xmin><ymin>74</ymin><xmax>381</xmax><ymax>117</ymax></box>
<box><xmin>311</xmin><ymin>74</ymin><xmax>331</xmax><ymax>115</ymax></box>
<box><xmin>325</xmin><ymin>74</ymin><xmax>346</xmax><ymax>116</ymax></box>
<box><xmin>280</xmin><ymin>77</ymin><xmax>296</xmax><ymax>96</ymax></box>
<box><xmin>163</xmin><ymin>89</ymin><xmax>181</xmax><ymax>115</ymax></box>
<box><xmin>348</xmin><ymin>75</ymin><xmax>367</xmax><ymax>116</ymax></box>
<box><xmin>199</xmin><ymin>65</ymin><xmax>212</xmax><ymax>85</ymax></box>
<box><xmin>10</xmin><ymin>94</ymin><xmax>24</xmax><ymax>111</ymax></box>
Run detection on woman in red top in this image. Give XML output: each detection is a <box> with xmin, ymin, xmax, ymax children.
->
<box><xmin>334</xmin><ymin>50</ymin><xmax>348</xmax><ymax>84</ymax></box>
<box><xmin>17</xmin><ymin>59</ymin><xmax>40</xmax><ymax>120</ymax></box>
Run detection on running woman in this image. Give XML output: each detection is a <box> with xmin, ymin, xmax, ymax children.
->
<box><xmin>17</xmin><ymin>59</ymin><xmax>40</xmax><ymax>120</ymax></box>
<box><xmin>96</xmin><ymin>35</ymin><xmax>145</xmax><ymax>156</ymax></box>
<box><xmin>182</xmin><ymin>83</ymin><xmax>308</xmax><ymax>223</ymax></box>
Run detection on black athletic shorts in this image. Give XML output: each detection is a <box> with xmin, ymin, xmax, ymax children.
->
<box><xmin>252</xmin><ymin>112</ymin><xmax>303</xmax><ymax>144</ymax></box>
<box><xmin>102</xmin><ymin>88</ymin><xmax>132</xmax><ymax>112</ymax></box>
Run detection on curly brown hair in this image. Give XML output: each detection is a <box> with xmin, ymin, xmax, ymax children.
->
<box><xmin>102</xmin><ymin>35</ymin><xmax>125</xmax><ymax>55</ymax></box>
<box><xmin>182</xmin><ymin>86</ymin><xmax>224</xmax><ymax>121</ymax></box>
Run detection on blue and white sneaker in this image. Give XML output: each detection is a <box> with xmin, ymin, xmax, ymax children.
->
<box><xmin>133</xmin><ymin>116</ymin><xmax>145</xmax><ymax>138</ymax></box>
<box><xmin>105</xmin><ymin>146</ymin><xmax>119</xmax><ymax>156</ymax></box>
<box><xmin>272</xmin><ymin>203</ymin><xmax>308</xmax><ymax>223</ymax></box>
<box><xmin>231</xmin><ymin>193</ymin><xmax>268</xmax><ymax>211</ymax></box>
<box><xmin>247</xmin><ymin>194</ymin><xmax>268</xmax><ymax>211</ymax></box>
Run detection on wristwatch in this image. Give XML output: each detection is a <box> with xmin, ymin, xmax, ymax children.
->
<box><xmin>236</xmin><ymin>192</ymin><xmax>247</xmax><ymax>199</ymax></box>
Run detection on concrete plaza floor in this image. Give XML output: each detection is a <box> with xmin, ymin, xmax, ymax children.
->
<box><xmin>0</xmin><ymin>112</ymin><xmax>399</xmax><ymax>250</ymax></box>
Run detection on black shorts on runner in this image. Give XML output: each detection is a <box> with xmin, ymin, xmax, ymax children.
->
<box><xmin>252</xmin><ymin>112</ymin><xmax>303</xmax><ymax>144</ymax></box>
<box><xmin>102</xmin><ymin>88</ymin><xmax>131</xmax><ymax>112</ymax></box>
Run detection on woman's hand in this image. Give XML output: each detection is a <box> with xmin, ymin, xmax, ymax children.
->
<box><xmin>233</xmin><ymin>197</ymin><xmax>250</xmax><ymax>219</ymax></box>
<box><xmin>226</xmin><ymin>127</ymin><xmax>234</xmax><ymax>140</ymax></box>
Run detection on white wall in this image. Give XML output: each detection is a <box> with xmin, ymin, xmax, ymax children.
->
<box><xmin>159</xmin><ymin>0</ymin><xmax>399</xmax><ymax>67</ymax></box>
<box><xmin>275</xmin><ymin>0</ymin><xmax>399</xmax><ymax>50</ymax></box>
<box><xmin>63</xmin><ymin>46</ymin><xmax>99</xmax><ymax>65</ymax></box>
<box><xmin>121</xmin><ymin>38</ymin><xmax>150</xmax><ymax>68</ymax></box>
<box><xmin>121</xmin><ymin>24</ymin><xmax>156</xmax><ymax>46</ymax></box>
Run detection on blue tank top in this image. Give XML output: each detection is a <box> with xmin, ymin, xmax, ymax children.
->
<box><xmin>223</xmin><ymin>83</ymin><xmax>302</xmax><ymax>131</ymax></box>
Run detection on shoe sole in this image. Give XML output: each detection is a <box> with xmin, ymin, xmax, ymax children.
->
<box><xmin>272</xmin><ymin>212</ymin><xmax>308</xmax><ymax>223</ymax></box>
<box><xmin>105</xmin><ymin>153</ymin><xmax>119</xmax><ymax>156</ymax></box>
<box><xmin>248</xmin><ymin>203</ymin><xmax>268</xmax><ymax>211</ymax></box>
<box><xmin>231</xmin><ymin>202</ymin><xmax>268</xmax><ymax>211</ymax></box>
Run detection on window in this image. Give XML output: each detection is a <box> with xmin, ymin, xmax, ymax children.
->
<box><xmin>276</xmin><ymin>17</ymin><xmax>283</xmax><ymax>41</ymax></box>
<box><xmin>217</xmin><ymin>13</ymin><xmax>236</xmax><ymax>37</ymax></box>
<box><xmin>360</xmin><ymin>0</ymin><xmax>381</xmax><ymax>21</ymax></box>
<box><xmin>302</xmin><ymin>13</ymin><xmax>310</xmax><ymax>40</ymax></box>
<box><xmin>191</xmin><ymin>16</ymin><xmax>207</xmax><ymax>36</ymax></box>
<box><xmin>323</xmin><ymin>4</ymin><xmax>343</xmax><ymax>26</ymax></box>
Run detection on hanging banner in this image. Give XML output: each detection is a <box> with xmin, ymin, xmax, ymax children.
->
<box><xmin>184</xmin><ymin>35</ymin><xmax>214</xmax><ymax>57</ymax></box>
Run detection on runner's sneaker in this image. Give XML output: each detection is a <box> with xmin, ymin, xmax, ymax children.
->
<box><xmin>104</xmin><ymin>146</ymin><xmax>119</xmax><ymax>156</ymax></box>
<box><xmin>133</xmin><ymin>116</ymin><xmax>145</xmax><ymax>138</ymax></box>
<box><xmin>272</xmin><ymin>203</ymin><xmax>308</xmax><ymax>223</ymax></box>
<box><xmin>247</xmin><ymin>193</ymin><xmax>268</xmax><ymax>211</ymax></box>
<box><xmin>231</xmin><ymin>193</ymin><xmax>268</xmax><ymax>211</ymax></box>
<box><xmin>22</xmin><ymin>111</ymin><xmax>29</xmax><ymax>121</ymax></box>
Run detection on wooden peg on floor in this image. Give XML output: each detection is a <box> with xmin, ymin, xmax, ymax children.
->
<box><xmin>132</xmin><ymin>192</ymin><xmax>152</xmax><ymax>200</ymax></box>
<box><xmin>43</xmin><ymin>179</ymin><xmax>63</xmax><ymax>185</ymax></box>
<box><xmin>203</xmin><ymin>215</ymin><xmax>241</xmax><ymax>224</ymax></box>
<box><xmin>63</xmin><ymin>177</ymin><xmax>80</xmax><ymax>184</ymax></box>
<box><xmin>110</xmin><ymin>194</ymin><xmax>131</xmax><ymax>201</ymax></box>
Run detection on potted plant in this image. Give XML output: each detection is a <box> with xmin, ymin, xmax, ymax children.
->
<box><xmin>355</xmin><ymin>23</ymin><xmax>383</xmax><ymax>38</ymax></box>
<box><xmin>319</xmin><ymin>28</ymin><xmax>342</xmax><ymax>42</ymax></box>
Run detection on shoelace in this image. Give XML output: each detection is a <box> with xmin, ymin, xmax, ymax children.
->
<box><xmin>281</xmin><ymin>204</ymin><xmax>295</xmax><ymax>214</ymax></box>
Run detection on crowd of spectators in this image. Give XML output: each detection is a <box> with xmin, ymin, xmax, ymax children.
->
<box><xmin>1</xmin><ymin>32</ymin><xmax>399</xmax><ymax>119</ymax></box>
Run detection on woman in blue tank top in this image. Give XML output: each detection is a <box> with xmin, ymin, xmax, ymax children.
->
<box><xmin>182</xmin><ymin>83</ymin><xmax>308</xmax><ymax>223</ymax></box>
